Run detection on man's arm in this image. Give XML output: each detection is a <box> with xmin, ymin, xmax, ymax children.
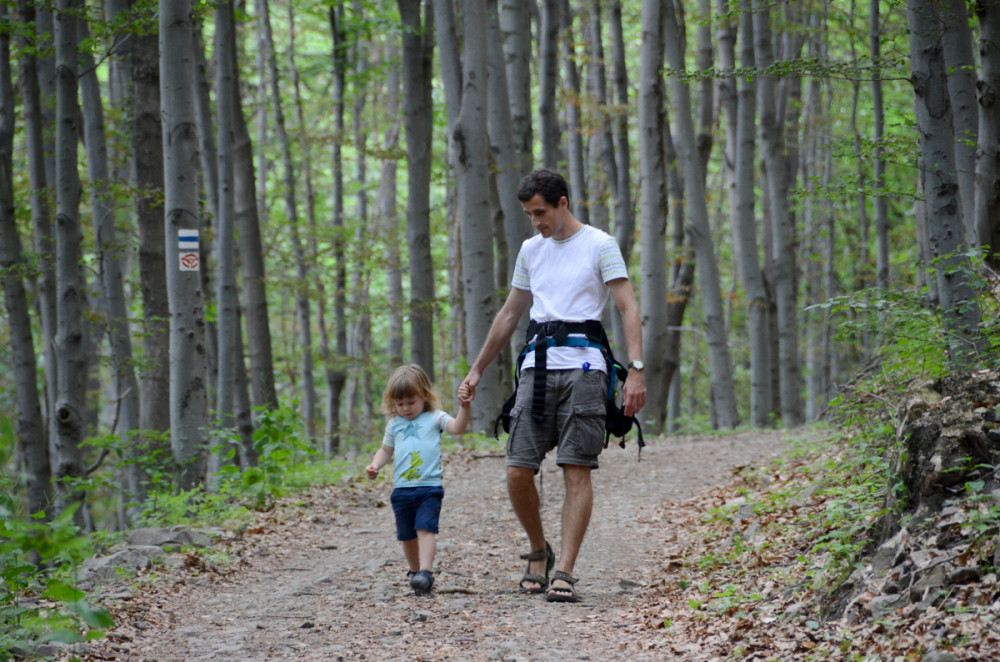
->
<box><xmin>608</xmin><ymin>277</ymin><xmax>646</xmax><ymax>417</ymax></box>
<box><xmin>459</xmin><ymin>287</ymin><xmax>532</xmax><ymax>403</ymax></box>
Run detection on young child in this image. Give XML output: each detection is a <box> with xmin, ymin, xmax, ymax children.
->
<box><xmin>366</xmin><ymin>364</ymin><xmax>471</xmax><ymax>596</ymax></box>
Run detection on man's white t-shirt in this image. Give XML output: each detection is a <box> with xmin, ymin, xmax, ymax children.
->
<box><xmin>511</xmin><ymin>224</ymin><xmax>628</xmax><ymax>373</ymax></box>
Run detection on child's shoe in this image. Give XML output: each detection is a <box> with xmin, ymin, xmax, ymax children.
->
<box><xmin>409</xmin><ymin>569</ymin><xmax>434</xmax><ymax>596</ymax></box>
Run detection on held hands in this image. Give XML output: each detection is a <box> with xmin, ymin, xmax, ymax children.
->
<box><xmin>458</xmin><ymin>373</ymin><xmax>479</xmax><ymax>405</ymax></box>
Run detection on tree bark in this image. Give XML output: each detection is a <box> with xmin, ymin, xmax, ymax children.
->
<box><xmin>397</xmin><ymin>0</ymin><xmax>436</xmax><ymax>379</ymax></box>
<box><xmin>638</xmin><ymin>0</ymin><xmax>670</xmax><ymax>433</ymax></box>
<box><xmin>940</xmin><ymin>0</ymin><xmax>979</xmax><ymax>248</ymax></box>
<box><xmin>53</xmin><ymin>0</ymin><xmax>87</xmax><ymax>519</ymax></box>
<box><xmin>130</xmin><ymin>0</ymin><xmax>171</xmax><ymax>442</ymax></box>
<box><xmin>454</xmin><ymin>0</ymin><xmax>501</xmax><ymax>433</ymax></box>
<box><xmin>78</xmin><ymin>17</ymin><xmax>144</xmax><ymax>504</ymax></box>
<box><xmin>560</xmin><ymin>0</ymin><xmax>587</xmax><ymax>223</ymax></box>
<box><xmin>907</xmin><ymin>0</ymin><xmax>985</xmax><ymax>370</ymax></box>
<box><xmin>976</xmin><ymin>0</ymin><xmax>1000</xmax><ymax>261</ymax></box>
<box><xmin>161</xmin><ymin>0</ymin><xmax>209</xmax><ymax>489</ymax></box>
<box><xmin>753</xmin><ymin>0</ymin><xmax>803</xmax><ymax>427</ymax></box>
<box><xmin>664</xmin><ymin>0</ymin><xmax>739</xmax><ymax>430</ymax></box>
<box><xmin>499</xmin><ymin>0</ymin><xmax>533</xmax><ymax>175</ymax></box>
<box><xmin>0</xmin><ymin>10</ymin><xmax>51</xmax><ymax>517</ymax></box>
<box><xmin>539</xmin><ymin>0</ymin><xmax>561</xmax><ymax>167</ymax></box>
<box><xmin>211</xmin><ymin>0</ymin><xmax>239</xmax><ymax>477</ymax></box>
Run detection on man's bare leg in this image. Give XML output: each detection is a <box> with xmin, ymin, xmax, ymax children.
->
<box><xmin>508</xmin><ymin>465</ymin><xmax>548</xmax><ymax>591</ymax></box>
<box><xmin>550</xmin><ymin>464</ymin><xmax>593</xmax><ymax>596</ymax></box>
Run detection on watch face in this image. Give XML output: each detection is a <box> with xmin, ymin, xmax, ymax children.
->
<box><xmin>630</xmin><ymin>360</ymin><xmax>644</xmax><ymax>371</ymax></box>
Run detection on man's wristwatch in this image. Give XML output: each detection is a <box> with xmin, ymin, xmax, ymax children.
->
<box><xmin>627</xmin><ymin>360</ymin><xmax>645</xmax><ymax>372</ymax></box>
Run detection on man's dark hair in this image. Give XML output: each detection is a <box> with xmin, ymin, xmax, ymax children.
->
<box><xmin>517</xmin><ymin>169</ymin><xmax>570</xmax><ymax>207</ymax></box>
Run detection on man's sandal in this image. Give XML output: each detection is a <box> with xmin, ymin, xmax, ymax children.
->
<box><xmin>518</xmin><ymin>541</ymin><xmax>555</xmax><ymax>594</ymax></box>
<box><xmin>410</xmin><ymin>569</ymin><xmax>434</xmax><ymax>596</ymax></box>
<box><xmin>545</xmin><ymin>570</ymin><xmax>580</xmax><ymax>603</ymax></box>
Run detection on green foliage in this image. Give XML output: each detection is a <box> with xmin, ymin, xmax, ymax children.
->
<box><xmin>215</xmin><ymin>406</ymin><xmax>317</xmax><ymax>510</ymax></box>
<box><xmin>0</xmin><ymin>505</ymin><xmax>113</xmax><ymax>660</ymax></box>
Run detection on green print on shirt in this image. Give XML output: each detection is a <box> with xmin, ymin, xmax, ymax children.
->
<box><xmin>401</xmin><ymin>451</ymin><xmax>423</xmax><ymax>481</ymax></box>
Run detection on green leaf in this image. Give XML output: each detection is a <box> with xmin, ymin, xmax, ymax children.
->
<box><xmin>39</xmin><ymin>628</ymin><xmax>84</xmax><ymax>644</ymax></box>
<box><xmin>42</xmin><ymin>579</ymin><xmax>85</xmax><ymax>603</ymax></box>
<box><xmin>73</xmin><ymin>602</ymin><xmax>115</xmax><ymax>629</ymax></box>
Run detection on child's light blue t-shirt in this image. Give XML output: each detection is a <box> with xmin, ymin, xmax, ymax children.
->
<box><xmin>383</xmin><ymin>410</ymin><xmax>452</xmax><ymax>488</ymax></box>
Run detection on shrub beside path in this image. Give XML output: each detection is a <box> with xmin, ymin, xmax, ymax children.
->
<box><xmin>86</xmin><ymin>432</ymin><xmax>787</xmax><ymax>662</ymax></box>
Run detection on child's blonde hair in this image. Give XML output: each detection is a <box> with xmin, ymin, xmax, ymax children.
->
<box><xmin>381</xmin><ymin>364</ymin><xmax>440</xmax><ymax>416</ymax></box>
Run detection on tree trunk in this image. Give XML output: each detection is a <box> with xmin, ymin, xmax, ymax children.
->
<box><xmin>261</xmin><ymin>0</ymin><xmax>316</xmax><ymax>438</ymax></box>
<box><xmin>454</xmin><ymin>0</ymin><xmax>501</xmax><ymax>433</ymax></box>
<box><xmin>585</xmin><ymin>1</ymin><xmax>612</xmax><ymax>234</ymax></box>
<box><xmin>324</xmin><ymin>4</ymin><xmax>349</xmax><ymax>453</ymax></box>
<box><xmin>539</xmin><ymin>0</ymin><xmax>561</xmax><ymax>167</ymax></box>
<box><xmin>0</xmin><ymin>13</ymin><xmax>51</xmax><ymax>517</ymax></box>
<box><xmin>560</xmin><ymin>0</ymin><xmax>587</xmax><ymax>223</ymax></box>
<box><xmin>380</xmin><ymin>39</ymin><xmax>404</xmax><ymax>368</ymax></box>
<box><xmin>664</xmin><ymin>0</ymin><xmax>738</xmax><ymax>430</ymax></box>
<box><xmin>608</xmin><ymin>1</ymin><xmax>633</xmax><ymax>355</ymax></box>
<box><xmin>78</xmin><ymin>18</ymin><xmax>144</xmax><ymax>505</ymax></box>
<box><xmin>487</xmin><ymin>0</ymin><xmax>531</xmax><ymax>366</ymax></box>
<box><xmin>499</xmin><ymin>0</ymin><xmax>533</xmax><ymax>175</ymax></box>
<box><xmin>907</xmin><ymin>0</ymin><xmax>985</xmax><ymax>370</ymax></box>
<box><xmin>397</xmin><ymin>0</ymin><xmax>436</xmax><ymax>379</ymax></box>
<box><xmin>754</xmin><ymin>0</ymin><xmax>803</xmax><ymax>427</ymax></box>
<box><xmin>161</xmin><ymin>0</ymin><xmax>209</xmax><ymax>490</ymax></box>
<box><xmin>17</xmin><ymin>0</ymin><xmax>57</xmax><ymax>489</ymax></box>
<box><xmin>940</xmin><ymin>0</ymin><xmax>979</xmax><ymax>249</ymax></box>
<box><xmin>52</xmin><ymin>0</ymin><xmax>88</xmax><ymax>522</ymax></box>
<box><xmin>976</xmin><ymin>0</ymin><xmax>1000</xmax><ymax>261</ymax></box>
<box><xmin>230</xmin><ymin>15</ymin><xmax>278</xmax><ymax>416</ymax></box>
<box><xmin>211</xmin><ymin>0</ymin><xmax>239</xmax><ymax>477</ymax></box>
<box><xmin>130</xmin><ymin>0</ymin><xmax>171</xmax><ymax>444</ymax></box>
<box><xmin>871</xmin><ymin>0</ymin><xmax>890</xmax><ymax>289</ymax></box>
<box><xmin>637</xmin><ymin>0</ymin><xmax>670</xmax><ymax>433</ymax></box>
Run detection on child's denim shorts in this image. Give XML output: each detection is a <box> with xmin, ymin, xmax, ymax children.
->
<box><xmin>390</xmin><ymin>485</ymin><xmax>444</xmax><ymax>541</ymax></box>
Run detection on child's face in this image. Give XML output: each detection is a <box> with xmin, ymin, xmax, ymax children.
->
<box><xmin>394</xmin><ymin>395</ymin><xmax>426</xmax><ymax>420</ymax></box>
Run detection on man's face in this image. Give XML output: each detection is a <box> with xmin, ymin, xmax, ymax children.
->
<box><xmin>521</xmin><ymin>194</ymin><xmax>567</xmax><ymax>239</ymax></box>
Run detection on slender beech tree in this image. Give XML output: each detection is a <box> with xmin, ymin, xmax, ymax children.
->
<box><xmin>161</xmin><ymin>0</ymin><xmax>209</xmax><ymax>489</ymax></box>
<box><xmin>724</xmin><ymin>0</ymin><xmax>771</xmax><ymax>427</ymax></box>
<box><xmin>78</xmin><ymin>18</ymin><xmax>143</xmax><ymax>507</ymax></box>
<box><xmin>754</xmin><ymin>0</ymin><xmax>803</xmax><ymax>427</ymax></box>
<box><xmin>211</xmin><ymin>0</ymin><xmax>239</xmax><ymax>477</ymax></box>
<box><xmin>940</xmin><ymin>0</ymin><xmax>978</xmax><ymax>249</ymax></box>
<box><xmin>1</xmin><ymin>9</ymin><xmax>50</xmax><ymax>517</ymax></box>
<box><xmin>17</xmin><ymin>0</ymin><xmax>58</xmax><ymax>462</ymax></box>
<box><xmin>976</xmin><ymin>0</ymin><xmax>1000</xmax><ymax>260</ymax></box>
<box><xmin>452</xmin><ymin>0</ymin><xmax>502</xmax><ymax>432</ymax></box>
<box><xmin>637</xmin><ymin>0</ymin><xmax>670</xmax><ymax>432</ymax></box>
<box><xmin>396</xmin><ymin>0</ymin><xmax>436</xmax><ymax>380</ymax></box>
<box><xmin>499</xmin><ymin>0</ymin><xmax>533</xmax><ymax>176</ymax></box>
<box><xmin>870</xmin><ymin>0</ymin><xmax>890</xmax><ymax>289</ymax></box>
<box><xmin>379</xmin><ymin>39</ymin><xmax>404</xmax><ymax>368</ymax></box>
<box><xmin>52</xmin><ymin>0</ymin><xmax>88</xmax><ymax>521</ymax></box>
<box><xmin>324</xmin><ymin>3</ymin><xmax>349</xmax><ymax>452</ymax></box>
<box><xmin>261</xmin><ymin>0</ymin><xmax>316</xmax><ymax>437</ymax></box>
<box><xmin>560</xmin><ymin>0</ymin><xmax>587</xmax><ymax>223</ymax></box>
<box><xmin>487</xmin><ymin>0</ymin><xmax>531</xmax><ymax>361</ymax></box>
<box><xmin>230</xmin><ymin>15</ymin><xmax>278</xmax><ymax>417</ymax></box>
<box><xmin>907</xmin><ymin>0</ymin><xmax>985</xmax><ymax>370</ymax></box>
<box><xmin>664</xmin><ymin>0</ymin><xmax>739</xmax><ymax>429</ymax></box>
<box><xmin>538</xmin><ymin>0</ymin><xmax>560</xmax><ymax>167</ymax></box>
<box><xmin>131</xmin><ymin>0</ymin><xmax>171</xmax><ymax>442</ymax></box>
<box><xmin>608</xmin><ymin>0</ymin><xmax>633</xmax><ymax>354</ymax></box>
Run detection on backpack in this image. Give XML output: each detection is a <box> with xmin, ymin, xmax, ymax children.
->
<box><xmin>494</xmin><ymin>320</ymin><xmax>645</xmax><ymax>459</ymax></box>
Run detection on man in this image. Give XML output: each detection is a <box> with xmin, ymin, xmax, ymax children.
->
<box><xmin>459</xmin><ymin>169</ymin><xmax>645</xmax><ymax>603</ymax></box>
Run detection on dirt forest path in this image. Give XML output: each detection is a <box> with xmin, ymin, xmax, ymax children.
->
<box><xmin>91</xmin><ymin>432</ymin><xmax>787</xmax><ymax>662</ymax></box>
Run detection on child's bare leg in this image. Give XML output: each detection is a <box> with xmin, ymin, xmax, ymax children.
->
<box><xmin>402</xmin><ymin>538</ymin><xmax>420</xmax><ymax>573</ymax></box>
<box><xmin>416</xmin><ymin>530</ymin><xmax>436</xmax><ymax>571</ymax></box>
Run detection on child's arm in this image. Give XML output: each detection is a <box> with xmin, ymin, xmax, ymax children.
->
<box><xmin>365</xmin><ymin>445</ymin><xmax>394</xmax><ymax>479</ymax></box>
<box><xmin>445</xmin><ymin>384</ymin><xmax>472</xmax><ymax>435</ymax></box>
